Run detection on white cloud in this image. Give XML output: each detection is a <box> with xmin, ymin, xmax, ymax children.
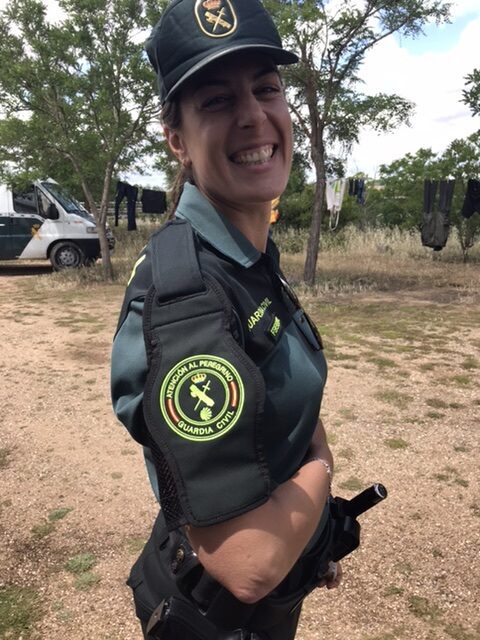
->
<box><xmin>450</xmin><ymin>0</ymin><xmax>480</xmax><ymax>19</ymax></box>
<box><xmin>349</xmin><ymin>14</ymin><xmax>480</xmax><ymax>176</ymax></box>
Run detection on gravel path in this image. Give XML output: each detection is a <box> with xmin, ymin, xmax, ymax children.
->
<box><xmin>1</xmin><ymin>267</ymin><xmax>479</xmax><ymax>640</ymax></box>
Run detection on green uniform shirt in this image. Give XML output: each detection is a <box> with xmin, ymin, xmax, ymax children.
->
<box><xmin>111</xmin><ymin>184</ymin><xmax>327</xmax><ymax>514</ymax></box>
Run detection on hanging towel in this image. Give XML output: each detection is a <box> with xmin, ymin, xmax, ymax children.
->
<box><xmin>326</xmin><ymin>179</ymin><xmax>347</xmax><ymax>213</ymax></box>
<box><xmin>141</xmin><ymin>189</ymin><xmax>167</xmax><ymax>214</ymax></box>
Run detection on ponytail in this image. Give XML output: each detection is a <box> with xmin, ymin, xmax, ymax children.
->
<box><xmin>167</xmin><ymin>165</ymin><xmax>194</xmax><ymax>218</ymax></box>
<box><xmin>161</xmin><ymin>96</ymin><xmax>194</xmax><ymax>218</ymax></box>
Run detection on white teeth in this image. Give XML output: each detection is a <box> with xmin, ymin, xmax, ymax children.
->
<box><xmin>233</xmin><ymin>145</ymin><xmax>274</xmax><ymax>165</ymax></box>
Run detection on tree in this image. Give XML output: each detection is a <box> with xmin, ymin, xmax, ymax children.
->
<box><xmin>265</xmin><ymin>0</ymin><xmax>451</xmax><ymax>284</ymax></box>
<box><xmin>462</xmin><ymin>68</ymin><xmax>480</xmax><ymax>117</ymax></box>
<box><xmin>377</xmin><ymin>148</ymin><xmax>441</xmax><ymax>229</ymax></box>
<box><xmin>0</xmin><ymin>0</ymin><xmax>166</xmax><ymax>280</ymax></box>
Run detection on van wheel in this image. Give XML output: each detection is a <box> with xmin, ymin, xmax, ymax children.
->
<box><xmin>50</xmin><ymin>242</ymin><xmax>85</xmax><ymax>270</ymax></box>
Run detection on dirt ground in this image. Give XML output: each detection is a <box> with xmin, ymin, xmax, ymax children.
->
<box><xmin>1</xmin><ymin>263</ymin><xmax>479</xmax><ymax>640</ymax></box>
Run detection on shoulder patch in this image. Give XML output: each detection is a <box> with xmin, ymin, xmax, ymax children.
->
<box><xmin>159</xmin><ymin>354</ymin><xmax>244</xmax><ymax>442</ymax></box>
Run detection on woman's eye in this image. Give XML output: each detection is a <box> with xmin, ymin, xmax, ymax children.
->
<box><xmin>256</xmin><ymin>85</ymin><xmax>281</xmax><ymax>97</ymax></box>
<box><xmin>202</xmin><ymin>95</ymin><xmax>232</xmax><ymax>109</ymax></box>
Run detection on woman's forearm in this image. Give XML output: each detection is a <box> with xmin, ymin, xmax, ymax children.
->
<box><xmin>187</xmin><ymin>438</ymin><xmax>333</xmax><ymax>603</ymax></box>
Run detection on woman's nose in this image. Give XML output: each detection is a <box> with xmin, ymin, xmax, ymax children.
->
<box><xmin>236</xmin><ymin>93</ymin><xmax>267</xmax><ymax>128</ymax></box>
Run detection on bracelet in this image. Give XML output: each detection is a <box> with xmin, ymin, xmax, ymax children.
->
<box><xmin>305</xmin><ymin>456</ymin><xmax>332</xmax><ymax>491</ymax></box>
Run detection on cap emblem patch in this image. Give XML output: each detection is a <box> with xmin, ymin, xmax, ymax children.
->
<box><xmin>194</xmin><ymin>0</ymin><xmax>238</xmax><ymax>38</ymax></box>
<box><xmin>159</xmin><ymin>355</ymin><xmax>245</xmax><ymax>442</ymax></box>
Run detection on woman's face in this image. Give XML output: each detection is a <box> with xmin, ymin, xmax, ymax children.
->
<box><xmin>165</xmin><ymin>52</ymin><xmax>293</xmax><ymax>213</ymax></box>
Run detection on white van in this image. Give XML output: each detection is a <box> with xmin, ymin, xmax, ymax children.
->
<box><xmin>0</xmin><ymin>179</ymin><xmax>114</xmax><ymax>269</ymax></box>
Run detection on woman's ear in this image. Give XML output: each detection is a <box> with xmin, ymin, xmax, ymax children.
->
<box><xmin>163</xmin><ymin>126</ymin><xmax>192</xmax><ymax>167</ymax></box>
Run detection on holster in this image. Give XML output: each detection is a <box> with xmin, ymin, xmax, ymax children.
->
<box><xmin>146</xmin><ymin>598</ymin><xmax>222</xmax><ymax>640</ymax></box>
<box><xmin>136</xmin><ymin>507</ymin><xmax>334</xmax><ymax>637</ymax></box>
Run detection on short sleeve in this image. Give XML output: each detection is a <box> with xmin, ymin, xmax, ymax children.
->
<box><xmin>111</xmin><ymin>300</ymin><xmax>149</xmax><ymax>445</ymax></box>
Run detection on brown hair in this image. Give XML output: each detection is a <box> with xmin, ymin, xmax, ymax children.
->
<box><xmin>161</xmin><ymin>97</ymin><xmax>194</xmax><ymax>218</ymax></box>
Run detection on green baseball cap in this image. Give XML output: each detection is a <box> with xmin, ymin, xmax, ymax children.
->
<box><xmin>146</xmin><ymin>0</ymin><xmax>298</xmax><ymax>105</ymax></box>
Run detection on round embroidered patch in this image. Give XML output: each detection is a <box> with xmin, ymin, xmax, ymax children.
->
<box><xmin>160</xmin><ymin>355</ymin><xmax>245</xmax><ymax>441</ymax></box>
<box><xmin>194</xmin><ymin>0</ymin><xmax>238</xmax><ymax>39</ymax></box>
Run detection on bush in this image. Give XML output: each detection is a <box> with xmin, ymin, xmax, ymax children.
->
<box><xmin>272</xmin><ymin>227</ymin><xmax>309</xmax><ymax>254</ymax></box>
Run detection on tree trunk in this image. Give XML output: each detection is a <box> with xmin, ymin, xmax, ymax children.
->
<box><xmin>98</xmin><ymin>223</ymin><xmax>114</xmax><ymax>279</ymax></box>
<box><xmin>68</xmin><ymin>154</ymin><xmax>115</xmax><ymax>281</ymax></box>
<box><xmin>303</xmin><ymin>147</ymin><xmax>327</xmax><ymax>286</ymax></box>
<box><xmin>80</xmin><ymin>184</ymin><xmax>114</xmax><ymax>281</ymax></box>
<box><xmin>98</xmin><ymin>162</ymin><xmax>115</xmax><ymax>281</ymax></box>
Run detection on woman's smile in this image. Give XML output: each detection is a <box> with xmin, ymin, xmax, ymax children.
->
<box><xmin>230</xmin><ymin>144</ymin><xmax>276</xmax><ymax>166</ymax></box>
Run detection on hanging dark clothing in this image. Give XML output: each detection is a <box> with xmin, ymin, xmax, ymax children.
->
<box><xmin>348</xmin><ymin>178</ymin><xmax>366</xmax><ymax>205</ymax></box>
<box><xmin>356</xmin><ymin>179</ymin><xmax>366</xmax><ymax>205</ymax></box>
<box><xmin>461</xmin><ymin>179</ymin><xmax>480</xmax><ymax>219</ymax></box>
<box><xmin>421</xmin><ymin>179</ymin><xmax>455</xmax><ymax>251</ymax></box>
<box><xmin>141</xmin><ymin>189</ymin><xmax>167</xmax><ymax>214</ymax></box>
<box><xmin>423</xmin><ymin>180</ymin><xmax>438</xmax><ymax>216</ymax></box>
<box><xmin>438</xmin><ymin>180</ymin><xmax>455</xmax><ymax>215</ymax></box>
<box><xmin>115</xmin><ymin>181</ymin><xmax>138</xmax><ymax>230</ymax></box>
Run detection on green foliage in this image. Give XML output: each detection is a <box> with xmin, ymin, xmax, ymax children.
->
<box><xmin>374</xmin><ymin>389</ymin><xmax>413</xmax><ymax>409</ymax></box>
<box><xmin>265</xmin><ymin>0</ymin><xmax>436</xmax><ymax>151</ymax></box>
<box><xmin>384</xmin><ymin>438</ymin><xmax>409</xmax><ymax>450</ymax></box>
<box><xmin>279</xmin><ymin>184</ymin><xmax>315</xmax><ymax>229</ymax></box>
<box><xmin>48</xmin><ymin>507</ymin><xmax>74</xmax><ymax>522</ymax></box>
<box><xmin>462</xmin><ymin>68</ymin><xmax>480</xmax><ymax>117</ymax></box>
<box><xmin>0</xmin><ymin>586</ymin><xmax>41</xmax><ymax>637</ymax></box>
<box><xmin>407</xmin><ymin>595</ymin><xmax>441</xmax><ymax>621</ymax></box>
<box><xmin>126</xmin><ymin>537</ymin><xmax>148</xmax><ymax>554</ymax></box>
<box><xmin>64</xmin><ymin>553</ymin><xmax>97</xmax><ymax>574</ymax></box>
<box><xmin>31</xmin><ymin>521</ymin><xmax>55</xmax><ymax>539</ymax></box>
<box><xmin>64</xmin><ymin>552</ymin><xmax>100</xmax><ymax>590</ymax></box>
<box><xmin>277</xmin><ymin>152</ymin><xmax>314</xmax><ymax>227</ymax></box>
<box><xmin>272</xmin><ymin>227</ymin><xmax>309</xmax><ymax>253</ymax></box>
<box><xmin>0</xmin><ymin>0</ymin><xmax>166</xmax><ymax>278</ymax></box>
<box><xmin>74</xmin><ymin>572</ymin><xmax>101</xmax><ymax>591</ymax></box>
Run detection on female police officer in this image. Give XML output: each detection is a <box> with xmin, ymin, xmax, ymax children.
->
<box><xmin>111</xmin><ymin>0</ymin><xmax>341</xmax><ymax>637</ymax></box>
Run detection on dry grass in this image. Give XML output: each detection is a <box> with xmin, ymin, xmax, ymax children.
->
<box><xmin>276</xmin><ymin>226</ymin><xmax>480</xmax><ymax>299</ymax></box>
<box><xmin>18</xmin><ymin>222</ymin><xmax>480</xmax><ymax>300</ymax></box>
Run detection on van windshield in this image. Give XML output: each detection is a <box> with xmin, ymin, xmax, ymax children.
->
<box><xmin>41</xmin><ymin>182</ymin><xmax>91</xmax><ymax>218</ymax></box>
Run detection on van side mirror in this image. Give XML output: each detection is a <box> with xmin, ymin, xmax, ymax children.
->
<box><xmin>46</xmin><ymin>203</ymin><xmax>59</xmax><ymax>220</ymax></box>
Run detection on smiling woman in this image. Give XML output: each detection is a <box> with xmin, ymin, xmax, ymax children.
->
<box><xmin>110</xmin><ymin>1</ymin><xmax>340</xmax><ymax>639</ymax></box>
<box><xmin>163</xmin><ymin>53</ymin><xmax>293</xmax><ymax>244</ymax></box>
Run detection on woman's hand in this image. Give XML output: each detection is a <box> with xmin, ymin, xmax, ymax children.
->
<box><xmin>318</xmin><ymin>561</ymin><xmax>343</xmax><ymax>590</ymax></box>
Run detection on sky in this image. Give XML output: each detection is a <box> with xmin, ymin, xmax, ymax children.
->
<box><xmin>1</xmin><ymin>0</ymin><xmax>479</xmax><ymax>184</ymax></box>
<box><xmin>349</xmin><ymin>0</ymin><xmax>480</xmax><ymax>177</ymax></box>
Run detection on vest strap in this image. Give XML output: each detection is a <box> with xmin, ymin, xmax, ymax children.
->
<box><xmin>151</xmin><ymin>219</ymin><xmax>205</xmax><ymax>302</ymax></box>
